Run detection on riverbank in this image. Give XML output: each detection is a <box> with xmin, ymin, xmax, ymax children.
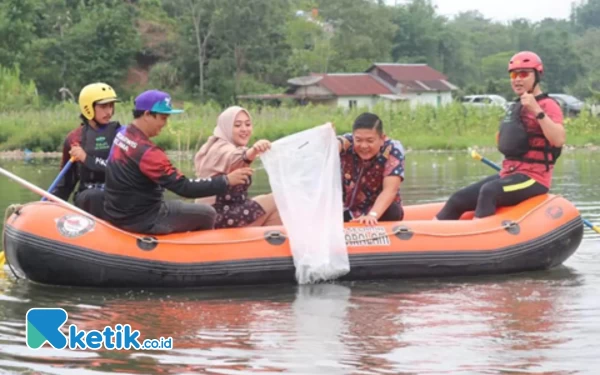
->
<box><xmin>1</xmin><ymin>101</ymin><xmax>599</xmax><ymax>153</ymax></box>
<box><xmin>2</xmin><ymin>144</ymin><xmax>598</xmax><ymax>161</ymax></box>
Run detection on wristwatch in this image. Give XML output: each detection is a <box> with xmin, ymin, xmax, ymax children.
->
<box><xmin>536</xmin><ymin>111</ymin><xmax>546</xmax><ymax>120</ymax></box>
<box><xmin>368</xmin><ymin>211</ymin><xmax>378</xmax><ymax>218</ymax></box>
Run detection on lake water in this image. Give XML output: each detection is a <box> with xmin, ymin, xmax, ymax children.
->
<box><xmin>0</xmin><ymin>150</ymin><xmax>599</xmax><ymax>374</ymax></box>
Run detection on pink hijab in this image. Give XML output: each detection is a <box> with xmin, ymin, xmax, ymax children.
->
<box><xmin>194</xmin><ymin>106</ymin><xmax>252</xmax><ymax>178</ymax></box>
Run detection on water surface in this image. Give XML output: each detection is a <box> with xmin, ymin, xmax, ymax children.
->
<box><xmin>0</xmin><ymin>150</ymin><xmax>598</xmax><ymax>374</ymax></box>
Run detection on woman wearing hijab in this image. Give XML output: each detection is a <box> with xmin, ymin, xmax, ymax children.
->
<box><xmin>194</xmin><ymin>106</ymin><xmax>282</xmax><ymax>228</ymax></box>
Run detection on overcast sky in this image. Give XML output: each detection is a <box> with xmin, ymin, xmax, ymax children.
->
<box><xmin>390</xmin><ymin>0</ymin><xmax>578</xmax><ymax>23</ymax></box>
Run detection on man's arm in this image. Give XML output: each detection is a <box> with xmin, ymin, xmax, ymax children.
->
<box><xmin>523</xmin><ymin>94</ymin><xmax>565</xmax><ymax>147</ymax></box>
<box><xmin>370</xmin><ymin>142</ymin><xmax>406</xmax><ymax>218</ymax></box>
<box><xmin>140</xmin><ymin>147</ymin><xmax>228</xmax><ymax>198</ymax></box>
<box><xmin>369</xmin><ymin>176</ymin><xmax>402</xmax><ymax>219</ymax></box>
<box><xmin>51</xmin><ymin>137</ymin><xmax>78</xmax><ymax>201</ymax></box>
<box><xmin>337</xmin><ymin>133</ymin><xmax>353</xmax><ymax>154</ymax></box>
<box><xmin>537</xmin><ymin>101</ymin><xmax>566</xmax><ymax>147</ymax></box>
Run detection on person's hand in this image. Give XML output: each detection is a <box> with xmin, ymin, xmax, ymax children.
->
<box><xmin>352</xmin><ymin>214</ymin><xmax>378</xmax><ymax>226</ymax></box>
<box><xmin>226</xmin><ymin>167</ymin><xmax>253</xmax><ymax>186</ymax></box>
<box><xmin>251</xmin><ymin>139</ymin><xmax>271</xmax><ymax>154</ymax></box>
<box><xmin>520</xmin><ymin>92</ymin><xmax>542</xmax><ymax>114</ymax></box>
<box><xmin>69</xmin><ymin>144</ymin><xmax>87</xmax><ymax>163</ymax></box>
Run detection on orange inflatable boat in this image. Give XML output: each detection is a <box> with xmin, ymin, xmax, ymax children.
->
<box><xmin>2</xmin><ymin>194</ymin><xmax>584</xmax><ymax>288</ymax></box>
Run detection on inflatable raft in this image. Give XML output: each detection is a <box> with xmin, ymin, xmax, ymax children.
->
<box><xmin>2</xmin><ymin>194</ymin><xmax>583</xmax><ymax>288</ymax></box>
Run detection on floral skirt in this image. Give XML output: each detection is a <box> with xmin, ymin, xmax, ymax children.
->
<box><xmin>213</xmin><ymin>199</ymin><xmax>266</xmax><ymax>229</ymax></box>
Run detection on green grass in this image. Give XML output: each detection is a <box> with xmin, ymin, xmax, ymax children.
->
<box><xmin>1</xmin><ymin>100</ymin><xmax>599</xmax><ymax>152</ymax></box>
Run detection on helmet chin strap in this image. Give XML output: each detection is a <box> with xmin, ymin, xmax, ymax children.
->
<box><xmin>528</xmin><ymin>71</ymin><xmax>541</xmax><ymax>94</ymax></box>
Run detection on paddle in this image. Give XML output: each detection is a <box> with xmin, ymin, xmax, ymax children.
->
<box><xmin>470</xmin><ymin>150</ymin><xmax>600</xmax><ymax>234</ymax></box>
<box><xmin>41</xmin><ymin>156</ymin><xmax>76</xmax><ymax>201</ymax></box>
<box><xmin>0</xmin><ymin>161</ymin><xmax>92</xmax><ymax>267</ymax></box>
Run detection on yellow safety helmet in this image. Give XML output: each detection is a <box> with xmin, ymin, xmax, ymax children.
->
<box><xmin>78</xmin><ymin>82</ymin><xmax>120</xmax><ymax>120</ymax></box>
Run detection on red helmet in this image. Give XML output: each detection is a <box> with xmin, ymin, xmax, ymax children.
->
<box><xmin>508</xmin><ymin>51</ymin><xmax>543</xmax><ymax>75</ymax></box>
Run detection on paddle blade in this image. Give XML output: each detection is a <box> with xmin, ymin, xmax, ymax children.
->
<box><xmin>583</xmin><ymin>219</ymin><xmax>600</xmax><ymax>234</ymax></box>
<box><xmin>471</xmin><ymin>150</ymin><xmax>483</xmax><ymax>161</ymax></box>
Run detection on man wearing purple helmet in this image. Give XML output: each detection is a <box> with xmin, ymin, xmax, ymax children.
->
<box><xmin>103</xmin><ymin>90</ymin><xmax>252</xmax><ymax>234</ymax></box>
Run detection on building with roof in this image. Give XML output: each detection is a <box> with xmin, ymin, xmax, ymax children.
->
<box><xmin>237</xmin><ymin>63</ymin><xmax>459</xmax><ymax>110</ymax></box>
<box><xmin>366</xmin><ymin>63</ymin><xmax>459</xmax><ymax>107</ymax></box>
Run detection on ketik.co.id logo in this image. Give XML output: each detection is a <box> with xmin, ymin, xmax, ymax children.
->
<box><xmin>26</xmin><ymin>308</ymin><xmax>68</xmax><ymax>349</ymax></box>
<box><xmin>26</xmin><ymin>308</ymin><xmax>173</xmax><ymax>350</ymax></box>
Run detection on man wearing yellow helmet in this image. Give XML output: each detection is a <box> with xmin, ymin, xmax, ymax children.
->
<box><xmin>51</xmin><ymin>82</ymin><xmax>123</xmax><ymax>217</ymax></box>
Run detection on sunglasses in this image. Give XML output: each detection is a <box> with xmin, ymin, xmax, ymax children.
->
<box><xmin>509</xmin><ymin>71</ymin><xmax>532</xmax><ymax>79</ymax></box>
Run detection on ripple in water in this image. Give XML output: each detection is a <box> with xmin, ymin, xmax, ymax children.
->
<box><xmin>0</xmin><ymin>151</ymin><xmax>599</xmax><ymax>374</ymax></box>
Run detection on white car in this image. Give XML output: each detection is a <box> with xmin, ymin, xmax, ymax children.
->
<box><xmin>460</xmin><ymin>95</ymin><xmax>509</xmax><ymax>111</ymax></box>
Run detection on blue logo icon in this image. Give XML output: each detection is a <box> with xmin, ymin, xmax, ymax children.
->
<box><xmin>26</xmin><ymin>308</ymin><xmax>68</xmax><ymax>349</ymax></box>
<box><xmin>25</xmin><ymin>307</ymin><xmax>173</xmax><ymax>350</ymax></box>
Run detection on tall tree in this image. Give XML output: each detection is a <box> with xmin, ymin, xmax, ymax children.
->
<box><xmin>0</xmin><ymin>0</ymin><xmax>37</xmax><ymax>67</ymax></box>
<box><xmin>317</xmin><ymin>0</ymin><xmax>395</xmax><ymax>72</ymax></box>
<box><xmin>533</xmin><ymin>20</ymin><xmax>583</xmax><ymax>92</ymax></box>
<box><xmin>391</xmin><ymin>0</ymin><xmax>443</xmax><ymax>67</ymax></box>
<box><xmin>169</xmin><ymin>0</ymin><xmax>218</xmax><ymax>100</ymax></box>
<box><xmin>572</xmin><ymin>0</ymin><xmax>600</xmax><ymax>31</ymax></box>
<box><xmin>41</xmin><ymin>2</ymin><xmax>139</xmax><ymax>97</ymax></box>
<box><xmin>285</xmin><ymin>14</ymin><xmax>332</xmax><ymax>75</ymax></box>
<box><xmin>509</xmin><ymin>19</ymin><xmax>535</xmax><ymax>52</ymax></box>
<box><xmin>570</xmin><ymin>28</ymin><xmax>600</xmax><ymax>98</ymax></box>
<box><xmin>210</xmin><ymin>0</ymin><xmax>292</xmax><ymax>93</ymax></box>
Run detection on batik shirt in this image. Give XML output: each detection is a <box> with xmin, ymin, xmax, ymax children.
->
<box><xmin>338</xmin><ymin>133</ymin><xmax>406</xmax><ymax>218</ymax></box>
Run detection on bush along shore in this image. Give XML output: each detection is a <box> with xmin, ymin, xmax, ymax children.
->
<box><xmin>1</xmin><ymin>101</ymin><xmax>599</xmax><ymax>155</ymax></box>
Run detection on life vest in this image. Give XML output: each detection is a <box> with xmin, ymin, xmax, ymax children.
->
<box><xmin>77</xmin><ymin>121</ymin><xmax>121</xmax><ymax>186</ymax></box>
<box><xmin>497</xmin><ymin>93</ymin><xmax>561</xmax><ymax>171</ymax></box>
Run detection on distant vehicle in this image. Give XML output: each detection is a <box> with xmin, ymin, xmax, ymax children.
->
<box><xmin>548</xmin><ymin>93</ymin><xmax>585</xmax><ymax>117</ymax></box>
<box><xmin>460</xmin><ymin>95</ymin><xmax>509</xmax><ymax>111</ymax></box>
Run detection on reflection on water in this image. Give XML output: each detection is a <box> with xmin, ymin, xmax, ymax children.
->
<box><xmin>1</xmin><ymin>264</ymin><xmax>599</xmax><ymax>374</ymax></box>
<box><xmin>0</xmin><ymin>150</ymin><xmax>599</xmax><ymax>373</ymax></box>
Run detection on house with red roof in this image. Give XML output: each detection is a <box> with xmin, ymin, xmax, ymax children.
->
<box><xmin>366</xmin><ymin>63</ymin><xmax>458</xmax><ymax>106</ymax></box>
<box><xmin>237</xmin><ymin>63</ymin><xmax>459</xmax><ymax>109</ymax></box>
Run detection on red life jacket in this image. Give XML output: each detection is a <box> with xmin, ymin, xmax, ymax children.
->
<box><xmin>497</xmin><ymin>93</ymin><xmax>561</xmax><ymax>171</ymax></box>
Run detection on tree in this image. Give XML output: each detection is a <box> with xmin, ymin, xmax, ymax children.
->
<box><xmin>572</xmin><ymin>0</ymin><xmax>600</xmax><ymax>31</ymax></box>
<box><xmin>170</xmin><ymin>0</ymin><xmax>218</xmax><ymax>100</ymax></box>
<box><xmin>285</xmin><ymin>15</ymin><xmax>332</xmax><ymax>75</ymax></box>
<box><xmin>533</xmin><ymin>22</ymin><xmax>584</xmax><ymax>92</ymax></box>
<box><xmin>210</xmin><ymin>0</ymin><xmax>292</xmax><ymax>94</ymax></box>
<box><xmin>449</xmin><ymin>11</ymin><xmax>512</xmax><ymax>61</ymax></box>
<box><xmin>1</xmin><ymin>0</ymin><xmax>598</xmax><ymax>105</ymax></box>
<box><xmin>570</xmin><ymin>28</ymin><xmax>600</xmax><ymax>98</ymax></box>
<box><xmin>509</xmin><ymin>19</ymin><xmax>535</xmax><ymax>52</ymax></box>
<box><xmin>0</xmin><ymin>0</ymin><xmax>37</xmax><ymax>68</ymax></box>
<box><xmin>47</xmin><ymin>2</ymin><xmax>139</xmax><ymax>97</ymax></box>
<box><xmin>391</xmin><ymin>0</ymin><xmax>443</xmax><ymax>68</ymax></box>
<box><xmin>317</xmin><ymin>0</ymin><xmax>395</xmax><ymax>71</ymax></box>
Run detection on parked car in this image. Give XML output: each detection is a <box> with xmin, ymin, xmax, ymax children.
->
<box><xmin>548</xmin><ymin>93</ymin><xmax>585</xmax><ymax>117</ymax></box>
<box><xmin>460</xmin><ymin>95</ymin><xmax>509</xmax><ymax>111</ymax></box>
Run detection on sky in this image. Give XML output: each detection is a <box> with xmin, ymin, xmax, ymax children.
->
<box><xmin>389</xmin><ymin>0</ymin><xmax>578</xmax><ymax>23</ymax></box>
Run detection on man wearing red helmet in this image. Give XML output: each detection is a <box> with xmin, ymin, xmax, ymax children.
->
<box><xmin>436</xmin><ymin>51</ymin><xmax>565</xmax><ymax>220</ymax></box>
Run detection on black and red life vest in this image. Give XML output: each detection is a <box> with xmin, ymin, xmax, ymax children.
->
<box><xmin>497</xmin><ymin>93</ymin><xmax>562</xmax><ymax>171</ymax></box>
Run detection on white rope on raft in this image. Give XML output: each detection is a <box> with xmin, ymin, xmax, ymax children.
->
<box><xmin>0</xmin><ymin>165</ymin><xmax>566</xmax><ymax>246</ymax></box>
